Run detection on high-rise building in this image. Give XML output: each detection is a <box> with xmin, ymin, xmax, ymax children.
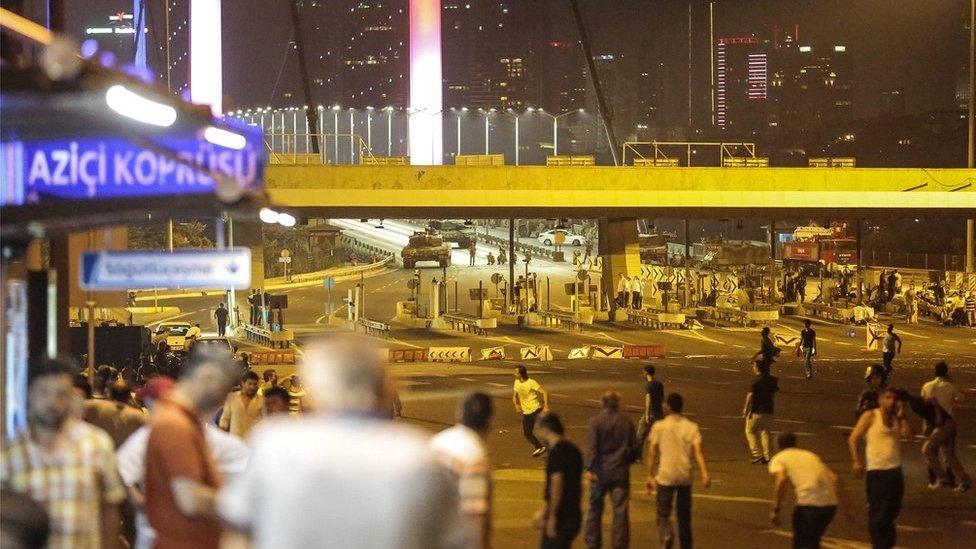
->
<box><xmin>715</xmin><ymin>36</ymin><xmax>768</xmax><ymax>134</ymax></box>
<box><xmin>442</xmin><ymin>1</ymin><xmax>538</xmax><ymax>109</ymax></box>
<box><xmin>769</xmin><ymin>38</ymin><xmax>852</xmax><ymax>134</ymax></box>
<box><xmin>538</xmin><ymin>40</ymin><xmax>586</xmax><ymax>113</ymax></box>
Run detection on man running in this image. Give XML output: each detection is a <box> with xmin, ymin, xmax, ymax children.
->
<box><xmin>881</xmin><ymin>324</ymin><xmax>902</xmax><ymax>377</ymax></box>
<box><xmin>645</xmin><ymin>393</ymin><xmax>711</xmax><ymax>549</ymax></box>
<box><xmin>799</xmin><ymin>319</ymin><xmax>817</xmax><ymax>379</ymax></box>
<box><xmin>752</xmin><ymin>327</ymin><xmax>780</xmax><ymax>368</ymax></box>
<box><xmin>637</xmin><ymin>365</ymin><xmax>665</xmax><ymax>459</ymax></box>
<box><xmin>513</xmin><ymin>365</ymin><xmax>549</xmax><ymax>457</ymax></box>
<box><xmin>768</xmin><ymin>432</ymin><xmax>853</xmax><ymax>548</ymax></box>
<box><xmin>848</xmin><ymin>387</ymin><xmax>912</xmax><ymax>549</ymax></box>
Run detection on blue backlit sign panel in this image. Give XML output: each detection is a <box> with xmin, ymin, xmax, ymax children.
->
<box><xmin>81</xmin><ymin>248</ymin><xmax>252</xmax><ymax>290</ymax></box>
<box><xmin>0</xmin><ymin>126</ymin><xmax>264</xmax><ymax>206</ymax></box>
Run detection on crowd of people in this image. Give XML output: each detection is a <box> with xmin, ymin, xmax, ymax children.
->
<box><xmin>0</xmin><ymin>327</ymin><xmax>971</xmax><ymax>549</ymax></box>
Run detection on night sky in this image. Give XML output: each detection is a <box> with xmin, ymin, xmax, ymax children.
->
<box><xmin>66</xmin><ymin>0</ymin><xmax>970</xmax><ymax>118</ymax></box>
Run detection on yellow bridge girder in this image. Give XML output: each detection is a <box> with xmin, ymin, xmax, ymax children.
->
<box><xmin>265</xmin><ymin>165</ymin><xmax>976</xmax><ymax>218</ymax></box>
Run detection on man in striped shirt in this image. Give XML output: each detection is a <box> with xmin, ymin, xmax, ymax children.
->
<box><xmin>965</xmin><ymin>292</ymin><xmax>976</xmax><ymax>327</ymax></box>
<box><xmin>1</xmin><ymin>357</ymin><xmax>126</xmax><ymax>548</ymax></box>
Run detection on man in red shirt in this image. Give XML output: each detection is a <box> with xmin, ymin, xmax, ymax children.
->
<box><xmin>144</xmin><ymin>349</ymin><xmax>240</xmax><ymax>549</ymax></box>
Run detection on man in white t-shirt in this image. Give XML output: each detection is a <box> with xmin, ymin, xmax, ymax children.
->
<box><xmin>219</xmin><ymin>338</ymin><xmax>470</xmax><ymax>549</ymax></box>
<box><xmin>768</xmin><ymin>432</ymin><xmax>852</xmax><ymax>548</ymax></box>
<box><xmin>645</xmin><ymin>392</ymin><xmax>710</xmax><ymax>549</ymax></box>
<box><xmin>116</xmin><ymin>377</ymin><xmax>249</xmax><ymax>549</ymax></box>
<box><xmin>921</xmin><ymin>361</ymin><xmax>971</xmax><ymax>492</ymax></box>
<box><xmin>430</xmin><ymin>392</ymin><xmax>494</xmax><ymax>549</ymax></box>
<box><xmin>629</xmin><ymin>276</ymin><xmax>644</xmax><ymax>310</ymax></box>
<box><xmin>513</xmin><ymin>365</ymin><xmax>549</xmax><ymax>457</ymax></box>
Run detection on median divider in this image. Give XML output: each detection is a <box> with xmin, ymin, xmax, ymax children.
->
<box><xmin>428</xmin><ymin>346</ymin><xmax>472</xmax><ymax>363</ymax></box>
<box><xmin>519</xmin><ymin>345</ymin><xmax>553</xmax><ymax>362</ymax></box>
<box><xmin>621</xmin><ymin>344</ymin><xmax>667</xmax><ymax>359</ymax></box>
<box><xmin>480</xmin><ymin>346</ymin><xmax>506</xmax><ymax>360</ymax></box>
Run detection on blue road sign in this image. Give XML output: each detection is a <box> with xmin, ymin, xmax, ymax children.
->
<box><xmin>81</xmin><ymin>248</ymin><xmax>251</xmax><ymax>290</ymax></box>
<box><xmin>324</xmin><ymin>276</ymin><xmax>336</xmax><ymax>290</ymax></box>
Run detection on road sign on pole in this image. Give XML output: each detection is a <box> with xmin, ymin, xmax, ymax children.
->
<box><xmin>80</xmin><ymin>249</ymin><xmax>251</xmax><ymax>290</ymax></box>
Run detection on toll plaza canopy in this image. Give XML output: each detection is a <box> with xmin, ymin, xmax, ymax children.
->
<box><xmin>0</xmin><ymin>20</ymin><xmax>266</xmax><ymax>246</ymax></box>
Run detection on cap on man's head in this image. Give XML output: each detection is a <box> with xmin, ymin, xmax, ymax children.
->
<box><xmin>136</xmin><ymin>376</ymin><xmax>176</xmax><ymax>402</ymax></box>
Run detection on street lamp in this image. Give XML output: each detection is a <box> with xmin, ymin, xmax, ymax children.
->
<box><xmin>536</xmin><ymin>108</ymin><xmax>584</xmax><ymax>156</ymax></box>
<box><xmin>507</xmin><ymin>108</ymin><xmax>524</xmax><ymax>165</ymax></box>
<box><xmin>365</xmin><ymin>106</ymin><xmax>374</xmax><ymax>151</ymax></box>
<box><xmin>479</xmin><ymin>108</ymin><xmax>497</xmax><ymax>154</ymax></box>
<box><xmin>332</xmin><ymin>105</ymin><xmax>341</xmax><ymax>165</ymax></box>
<box><xmin>450</xmin><ymin>107</ymin><xmax>468</xmax><ymax>156</ymax></box>
<box><xmin>384</xmin><ymin>106</ymin><xmax>394</xmax><ymax>155</ymax></box>
<box><xmin>348</xmin><ymin>108</ymin><xmax>355</xmax><ymax>164</ymax></box>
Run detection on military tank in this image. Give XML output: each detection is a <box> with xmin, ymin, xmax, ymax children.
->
<box><xmin>401</xmin><ymin>231</ymin><xmax>451</xmax><ymax>268</ymax></box>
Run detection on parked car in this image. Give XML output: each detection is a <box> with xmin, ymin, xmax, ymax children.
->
<box><xmin>151</xmin><ymin>322</ymin><xmax>192</xmax><ymax>352</ymax></box>
<box><xmin>191</xmin><ymin>335</ymin><xmax>234</xmax><ymax>357</ymax></box>
<box><xmin>537</xmin><ymin>229</ymin><xmax>586</xmax><ymax>246</ymax></box>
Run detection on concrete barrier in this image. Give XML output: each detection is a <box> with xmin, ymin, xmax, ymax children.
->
<box><xmin>621</xmin><ymin>344</ymin><xmax>666</xmax><ymax>359</ymax></box>
<box><xmin>567</xmin><ymin>346</ymin><xmax>591</xmax><ymax>360</ymax></box>
<box><xmin>519</xmin><ymin>345</ymin><xmax>553</xmax><ymax>362</ymax></box>
<box><xmin>246</xmin><ymin>351</ymin><xmax>296</xmax><ymax>366</ymax></box>
<box><xmin>428</xmin><ymin>347</ymin><xmax>472</xmax><ymax>363</ymax></box>
<box><xmin>590</xmin><ymin>345</ymin><xmax>623</xmax><ymax>359</ymax></box>
<box><xmin>866</xmin><ymin>323</ymin><xmax>884</xmax><ymax>351</ymax></box>
<box><xmin>480</xmin><ymin>346</ymin><xmax>506</xmax><ymax>360</ymax></box>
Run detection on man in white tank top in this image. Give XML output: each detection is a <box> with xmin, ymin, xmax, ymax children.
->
<box><xmin>847</xmin><ymin>387</ymin><xmax>912</xmax><ymax>549</ymax></box>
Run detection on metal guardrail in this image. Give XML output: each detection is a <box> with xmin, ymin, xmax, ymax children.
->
<box><xmin>339</xmin><ymin>235</ymin><xmax>401</xmax><ymax>267</ymax></box>
<box><xmin>266</xmin><ymin>254</ymin><xmax>395</xmax><ymax>286</ymax></box>
<box><xmin>478</xmin><ymin>233</ymin><xmax>558</xmax><ymax>262</ymax></box>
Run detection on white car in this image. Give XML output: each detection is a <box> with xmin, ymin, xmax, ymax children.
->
<box><xmin>151</xmin><ymin>322</ymin><xmax>192</xmax><ymax>352</ymax></box>
<box><xmin>538</xmin><ymin>229</ymin><xmax>586</xmax><ymax>246</ymax></box>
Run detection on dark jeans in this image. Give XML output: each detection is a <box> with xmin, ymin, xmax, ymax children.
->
<box><xmin>522</xmin><ymin>409</ymin><xmax>543</xmax><ymax>449</ymax></box>
<box><xmin>541</xmin><ymin>522</ymin><xmax>581</xmax><ymax>549</ymax></box>
<box><xmin>217</xmin><ymin>321</ymin><xmax>227</xmax><ymax>336</ymax></box>
<box><xmin>866</xmin><ymin>467</ymin><xmax>903</xmax><ymax>549</ymax></box>
<box><xmin>792</xmin><ymin>505</ymin><xmax>836</xmax><ymax>548</ymax></box>
<box><xmin>656</xmin><ymin>484</ymin><xmax>692</xmax><ymax>549</ymax></box>
<box><xmin>632</xmin><ymin>291</ymin><xmax>643</xmax><ymax>310</ymax></box>
<box><xmin>584</xmin><ymin>479</ymin><xmax>630</xmax><ymax>549</ymax></box>
<box><xmin>882</xmin><ymin>352</ymin><xmax>894</xmax><ymax>370</ymax></box>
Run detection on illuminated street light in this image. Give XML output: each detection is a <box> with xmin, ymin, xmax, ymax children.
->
<box><xmin>203</xmin><ymin>126</ymin><xmax>246</xmax><ymax>149</ymax></box>
<box><xmin>536</xmin><ymin>108</ymin><xmax>584</xmax><ymax>156</ymax></box>
<box><xmin>259</xmin><ymin>207</ymin><xmax>279</xmax><ymax>224</ymax></box>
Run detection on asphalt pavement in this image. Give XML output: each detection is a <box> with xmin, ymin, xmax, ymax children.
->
<box><xmin>156</xmin><ymin>260</ymin><xmax>976</xmax><ymax>548</ymax></box>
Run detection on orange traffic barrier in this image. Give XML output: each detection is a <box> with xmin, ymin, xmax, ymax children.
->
<box><xmin>621</xmin><ymin>344</ymin><xmax>666</xmax><ymax>359</ymax></box>
<box><xmin>389</xmin><ymin>348</ymin><xmax>429</xmax><ymax>363</ymax></box>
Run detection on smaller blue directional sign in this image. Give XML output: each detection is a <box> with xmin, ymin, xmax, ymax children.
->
<box><xmin>81</xmin><ymin>248</ymin><xmax>251</xmax><ymax>290</ymax></box>
<box><xmin>324</xmin><ymin>276</ymin><xmax>336</xmax><ymax>290</ymax></box>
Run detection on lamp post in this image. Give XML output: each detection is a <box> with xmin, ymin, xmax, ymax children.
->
<box><xmin>332</xmin><ymin>105</ymin><xmax>340</xmax><ymax>164</ymax></box>
<box><xmin>366</xmin><ymin>106</ymin><xmax>373</xmax><ymax>151</ymax></box>
<box><xmin>537</xmin><ymin>108</ymin><xmax>584</xmax><ymax>156</ymax></box>
<box><xmin>479</xmin><ymin>108</ymin><xmax>496</xmax><ymax>154</ymax></box>
<box><xmin>507</xmin><ymin>108</ymin><xmax>525</xmax><ymax>165</ymax></box>
<box><xmin>348</xmin><ymin>108</ymin><xmax>355</xmax><ymax>164</ymax></box>
<box><xmin>451</xmin><ymin>107</ymin><xmax>468</xmax><ymax>156</ymax></box>
<box><xmin>385</xmin><ymin>106</ymin><xmax>394</xmax><ymax>156</ymax></box>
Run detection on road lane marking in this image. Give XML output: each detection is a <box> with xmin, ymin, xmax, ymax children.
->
<box><xmin>719</xmin><ymin>367</ymin><xmax>739</xmax><ymax>372</ymax></box>
<box><xmin>774</xmin><ymin>419</ymin><xmax>806</xmax><ymax>424</ymax></box>
<box><xmin>486</xmin><ymin>382</ymin><xmax>509</xmax><ymax>387</ymax></box>
<box><xmin>550</xmin><ymin>393</ymin><xmax>569</xmax><ymax>398</ymax></box>
<box><xmin>893</xmin><ymin>328</ymin><xmax>930</xmax><ymax>339</ymax></box>
<box><xmin>664</xmin><ymin>330</ymin><xmax>724</xmax><ymax>344</ymax></box>
<box><xmin>829</xmin><ymin>425</ymin><xmax>852</xmax><ymax>430</ymax></box>
<box><xmin>761</xmin><ymin>530</ymin><xmax>870</xmax><ymax>549</ymax></box>
<box><xmin>458</xmin><ymin>377</ymin><xmax>477</xmax><ymax>382</ymax></box>
<box><xmin>389</xmin><ymin>337</ymin><xmax>424</xmax><ymax>349</ymax></box>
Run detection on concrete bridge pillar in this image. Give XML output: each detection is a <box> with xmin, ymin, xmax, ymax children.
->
<box><xmin>598</xmin><ymin>218</ymin><xmax>642</xmax><ymax>320</ymax></box>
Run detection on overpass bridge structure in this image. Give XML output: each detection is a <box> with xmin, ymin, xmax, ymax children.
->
<box><xmin>264</xmin><ymin>164</ymin><xmax>976</xmax><ymax>315</ymax></box>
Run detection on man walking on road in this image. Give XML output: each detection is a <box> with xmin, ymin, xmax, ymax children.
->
<box><xmin>214</xmin><ymin>302</ymin><xmax>229</xmax><ymax>336</ymax></box>
<box><xmin>965</xmin><ymin>292</ymin><xmax>976</xmax><ymax>327</ymax></box>
<box><xmin>616</xmin><ymin>274</ymin><xmax>630</xmax><ymax>308</ymax></box>
<box><xmin>848</xmin><ymin>387</ymin><xmax>912</xmax><ymax>549</ymax></box>
<box><xmin>534</xmin><ymin>412</ymin><xmax>583</xmax><ymax>549</ymax></box>
<box><xmin>638</xmin><ymin>365</ymin><xmax>665</xmax><ymax>458</ymax></box>
<box><xmin>514</xmin><ymin>365</ymin><xmax>549</xmax><ymax>457</ymax></box>
<box><xmin>881</xmin><ymin>324</ymin><xmax>902</xmax><ymax>377</ymax></box>
<box><xmin>921</xmin><ymin>362</ymin><xmax>971</xmax><ymax>492</ymax></box>
<box><xmin>431</xmin><ymin>392</ymin><xmax>494</xmax><ymax>549</ymax></box>
<box><xmin>468</xmin><ymin>241</ymin><xmax>477</xmax><ymax>266</ymax></box>
<box><xmin>799</xmin><ymin>319</ymin><xmax>817</xmax><ymax>379</ymax></box>
<box><xmin>218</xmin><ymin>370</ymin><xmax>265</xmax><ymax>439</ymax></box>
<box><xmin>646</xmin><ymin>393</ymin><xmax>711</xmax><ymax>549</ymax></box>
<box><xmin>743</xmin><ymin>361</ymin><xmax>779</xmax><ymax>464</ymax></box>
<box><xmin>768</xmin><ymin>432</ymin><xmax>853</xmax><ymax>548</ymax></box>
<box><xmin>583</xmin><ymin>391</ymin><xmax>637</xmax><ymax>549</ymax></box>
